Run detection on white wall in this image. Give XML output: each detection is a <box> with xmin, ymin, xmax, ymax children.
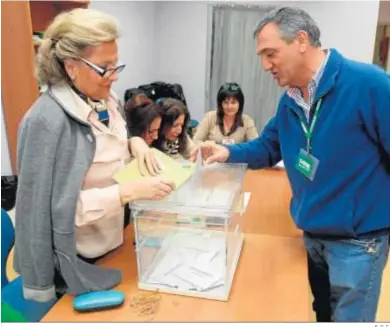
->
<box><xmin>154</xmin><ymin>1</ymin><xmax>380</xmax><ymax>120</ymax></box>
<box><xmin>155</xmin><ymin>1</ymin><xmax>209</xmax><ymax>121</ymax></box>
<box><xmin>90</xmin><ymin>0</ymin><xmax>158</xmax><ymax>102</ymax></box>
<box><xmin>303</xmin><ymin>1</ymin><xmax>380</xmax><ymax>63</ymax></box>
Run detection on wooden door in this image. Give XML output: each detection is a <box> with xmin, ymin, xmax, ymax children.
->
<box><xmin>1</xmin><ymin>1</ymin><xmax>39</xmax><ymax>173</ymax></box>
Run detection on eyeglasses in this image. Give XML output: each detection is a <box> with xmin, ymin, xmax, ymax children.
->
<box><xmin>221</xmin><ymin>83</ymin><xmax>241</xmax><ymax>92</ymax></box>
<box><xmin>80</xmin><ymin>58</ymin><xmax>126</xmax><ymax>78</ymax></box>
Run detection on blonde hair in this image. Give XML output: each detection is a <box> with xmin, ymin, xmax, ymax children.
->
<box><xmin>37</xmin><ymin>8</ymin><xmax>120</xmax><ymax>85</ymax></box>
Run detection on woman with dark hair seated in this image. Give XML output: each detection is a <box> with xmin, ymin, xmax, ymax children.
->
<box><xmin>193</xmin><ymin>82</ymin><xmax>258</xmax><ymax>145</ymax></box>
<box><xmin>153</xmin><ymin>98</ymin><xmax>195</xmax><ymax>160</ymax></box>
<box><xmin>124</xmin><ymin>98</ymin><xmax>162</xmax><ymax>146</ymax></box>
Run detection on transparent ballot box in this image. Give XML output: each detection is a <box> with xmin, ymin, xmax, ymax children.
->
<box><xmin>130</xmin><ymin>163</ymin><xmax>248</xmax><ymax>301</ymax></box>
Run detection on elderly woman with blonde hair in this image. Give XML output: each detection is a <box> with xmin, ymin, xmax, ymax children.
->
<box><xmin>14</xmin><ymin>8</ymin><xmax>174</xmax><ymax>302</ymax></box>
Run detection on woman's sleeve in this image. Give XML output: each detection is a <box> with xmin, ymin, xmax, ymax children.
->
<box><xmin>75</xmin><ymin>185</ymin><xmax>123</xmax><ymax>227</ymax></box>
<box><xmin>14</xmin><ymin>114</ymin><xmax>59</xmax><ymax>302</ymax></box>
<box><xmin>193</xmin><ymin>112</ymin><xmax>212</xmax><ymax>143</ymax></box>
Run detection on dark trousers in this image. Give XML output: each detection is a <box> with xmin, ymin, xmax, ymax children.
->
<box><xmin>307</xmin><ymin>253</ymin><xmax>331</xmax><ymax>322</ymax></box>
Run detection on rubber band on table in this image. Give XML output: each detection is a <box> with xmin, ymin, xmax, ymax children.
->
<box><xmin>129</xmin><ymin>292</ymin><xmax>161</xmax><ymax>320</ymax></box>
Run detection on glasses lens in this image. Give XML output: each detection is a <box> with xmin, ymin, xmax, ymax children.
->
<box><xmin>103</xmin><ymin>64</ymin><xmax>126</xmax><ymax>78</ymax></box>
<box><xmin>115</xmin><ymin>64</ymin><xmax>126</xmax><ymax>74</ymax></box>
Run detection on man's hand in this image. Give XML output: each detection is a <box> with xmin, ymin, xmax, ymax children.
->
<box><xmin>190</xmin><ymin>141</ymin><xmax>230</xmax><ymax>164</ymax></box>
<box><xmin>129</xmin><ymin>137</ymin><xmax>162</xmax><ymax>176</ymax></box>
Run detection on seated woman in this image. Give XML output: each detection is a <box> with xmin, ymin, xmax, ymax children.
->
<box><xmin>14</xmin><ymin>8</ymin><xmax>174</xmax><ymax>302</ymax></box>
<box><xmin>153</xmin><ymin>98</ymin><xmax>195</xmax><ymax>160</ymax></box>
<box><xmin>193</xmin><ymin>82</ymin><xmax>258</xmax><ymax>145</ymax></box>
<box><xmin>124</xmin><ymin>99</ymin><xmax>162</xmax><ymax>146</ymax></box>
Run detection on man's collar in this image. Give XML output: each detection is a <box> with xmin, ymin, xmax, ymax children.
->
<box><xmin>314</xmin><ymin>48</ymin><xmax>342</xmax><ymax>100</ymax></box>
<box><xmin>284</xmin><ymin>48</ymin><xmax>343</xmax><ymax>109</ymax></box>
<box><xmin>312</xmin><ymin>49</ymin><xmax>331</xmax><ymax>87</ymax></box>
<box><xmin>287</xmin><ymin>49</ymin><xmax>331</xmax><ymax>97</ymax></box>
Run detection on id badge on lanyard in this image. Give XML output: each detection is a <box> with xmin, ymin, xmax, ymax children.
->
<box><xmin>221</xmin><ymin>138</ymin><xmax>235</xmax><ymax>145</ymax></box>
<box><xmin>295</xmin><ymin>98</ymin><xmax>322</xmax><ymax>181</ymax></box>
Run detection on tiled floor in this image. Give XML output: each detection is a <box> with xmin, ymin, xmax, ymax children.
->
<box><xmin>5</xmin><ymin>208</ymin><xmax>390</xmax><ymax>321</ymax></box>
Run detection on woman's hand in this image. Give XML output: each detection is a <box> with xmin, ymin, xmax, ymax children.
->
<box><xmin>119</xmin><ymin>177</ymin><xmax>175</xmax><ymax>204</ymax></box>
<box><xmin>129</xmin><ymin>137</ymin><xmax>162</xmax><ymax>176</ymax></box>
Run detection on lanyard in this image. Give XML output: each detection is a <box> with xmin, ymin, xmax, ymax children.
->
<box><xmin>300</xmin><ymin>98</ymin><xmax>323</xmax><ymax>153</ymax></box>
<box><xmin>87</xmin><ymin>98</ymin><xmax>109</xmax><ymax>126</ymax></box>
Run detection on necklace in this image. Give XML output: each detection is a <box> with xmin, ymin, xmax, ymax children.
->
<box><xmin>71</xmin><ymin>85</ymin><xmax>109</xmax><ymax>126</ymax></box>
<box><xmin>87</xmin><ymin>98</ymin><xmax>109</xmax><ymax>126</ymax></box>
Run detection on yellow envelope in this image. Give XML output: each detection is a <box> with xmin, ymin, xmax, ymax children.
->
<box><xmin>114</xmin><ymin>148</ymin><xmax>195</xmax><ymax>188</ymax></box>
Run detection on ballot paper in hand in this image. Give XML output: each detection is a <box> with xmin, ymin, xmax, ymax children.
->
<box><xmin>114</xmin><ymin>148</ymin><xmax>195</xmax><ymax>189</ymax></box>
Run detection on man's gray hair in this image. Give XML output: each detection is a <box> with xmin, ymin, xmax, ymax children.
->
<box><xmin>254</xmin><ymin>7</ymin><xmax>321</xmax><ymax>47</ymax></box>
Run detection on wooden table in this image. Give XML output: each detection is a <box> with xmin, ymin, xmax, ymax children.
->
<box><xmin>42</xmin><ymin>169</ymin><xmax>311</xmax><ymax>322</ymax></box>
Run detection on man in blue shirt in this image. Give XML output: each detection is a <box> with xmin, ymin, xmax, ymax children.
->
<box><xmin>192</xmin><ymin>7</ymin><xmax>390</xmax><ymax>322</ymax></box>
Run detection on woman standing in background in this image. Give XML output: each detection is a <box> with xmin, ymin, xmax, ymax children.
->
<box><xmin>193</xmin><ymin>82</ymin><xmax>258</xmax><ymax>145</ymax></box>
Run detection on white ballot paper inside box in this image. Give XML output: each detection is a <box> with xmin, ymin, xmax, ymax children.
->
<box><xmin>146</xmin><ymin>232</ymin><xmax>225</xmax><ymax>292</ymax></box>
